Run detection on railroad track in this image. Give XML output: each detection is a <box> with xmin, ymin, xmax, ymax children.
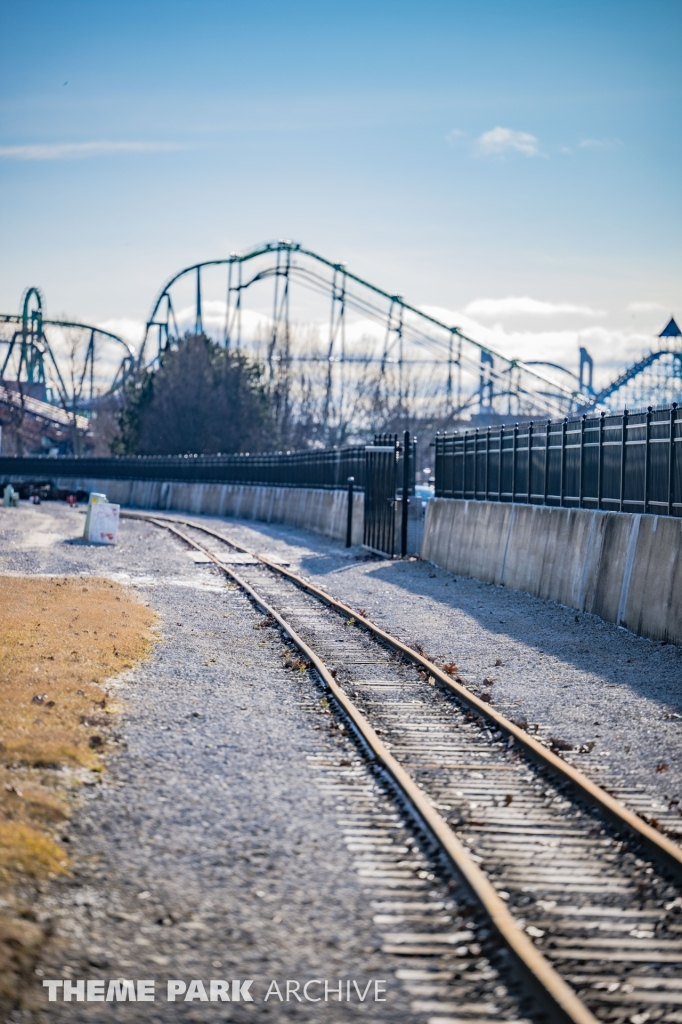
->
<box><xmin>125</xmin><ymin>511</ymin><xmax>682</xmax><ymax>1024</ymax></box>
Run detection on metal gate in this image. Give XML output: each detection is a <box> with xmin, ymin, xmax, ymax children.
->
<box><xmin>363</xmin><ymin>434</ymin><xmax>399</xmax><ymax>556</ymax></box>
<box><xmin>363</xmin><ymin>432</ymin><xmax>418</xmax><ymax>557</ymax></box>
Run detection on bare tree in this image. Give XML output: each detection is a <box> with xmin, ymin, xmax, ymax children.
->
<box><xmin>45</xmin><ymin>326</ymin><xmax>92</xmax><ymax>456</ymax></box>
<box><xmin>113</xmin><ymin>324</ymin><xmax>470</xmax><ymax>457</ymax></box>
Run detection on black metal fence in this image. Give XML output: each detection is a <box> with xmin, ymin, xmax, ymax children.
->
<box><xmin>434</xmin><ymin>404</ymin><xmax>681</xmax><ymax>516</ymax></box>
<box><xmin>363</xmin><ymin>434</ymin><xmax>399</xmax><ymax>556</ymax></box>
<box><xmin>0</xmin><ymin>446</ymin><xmax>368</xmax><ymax>491</ymax></box>
<box><xmin>363</xmin><ymin>433</ymin><xmax>419</xmax><ymax>556</ymax></box>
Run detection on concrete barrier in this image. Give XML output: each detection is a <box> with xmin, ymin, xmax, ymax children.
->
<box><xmin>422</xmin><ymin>498</ymin><xmax>682</xmax><ymax>645</ymax></box>
<box><xmin>1</xmin><ymin>474</ymin><xmax>364</xmax><ymax>546</ymax></box>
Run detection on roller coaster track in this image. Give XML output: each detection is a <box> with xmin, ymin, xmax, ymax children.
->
<box><xmin>579</xmin><ymin>347</ymin><xmax>682</xmax><ymax>412</ymax></box>
<box><xmin>4</xmin><ymin>249</ymin><xmax>677</xmax><ymax>428</ymax></box>
<box><xmin>0</xmin><ymin>287</ymin><xmax>135</xmax><ymax>417</ymax></box>
<box><xmin>142</xmin><ymin>240</ymin><xmax>580</xmax><ymax>420</ymax></box>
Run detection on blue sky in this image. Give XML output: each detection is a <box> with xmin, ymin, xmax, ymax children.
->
<box><xmin>0</xmin><ymin>0</ymin><xmax>680</xmax><ymax>380</ymax></box>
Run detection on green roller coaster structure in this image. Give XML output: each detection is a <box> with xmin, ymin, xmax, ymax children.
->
<box><xmin>577</xmin><ymin>317</ymin><xmax>682</xmax><ymax>413</ymax></box>
<box><xmin>0</xmin><ymin>287</ymin><xmax>134</xmax><ymax>405</ymax></box>
<box><xmin>141</xmin><ymin>240</ymin><xmax>580</xmax><ymax>422</ymax></box>
<box><xmin>0</xmin><ymin>243</ymin><xmax>679</xmax><ymax>450</ymax></box>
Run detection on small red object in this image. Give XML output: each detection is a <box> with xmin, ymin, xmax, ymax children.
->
<box><xmin>66</xmin><ymin>494</ymin><xmax>77</xmax><ymax>506</ymax></box>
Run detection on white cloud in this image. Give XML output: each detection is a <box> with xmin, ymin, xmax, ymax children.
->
<box><xmin>578</xmin><ymin>137</ymin><xmax>621</xmax><ymax>150</ymax></box>
<box><xmin>625</xmin><ymin>301</ymin><xmax>665</xmax><ymax>314</ymax></box>
<box><xmin>483</xmin><ymin>324</ymin><xmax>653</xmax><ymax>388</ymax></box>
<box><xmin>445</xmin><ymin>128</ymin><xmax>466</xmax><ymax>146</ymax></box>
<box><xmin>95</xmin><ymin>297</ymin><xmax>664</xmax><ymax>398</ymax></box>
<box><xmin>97</xmin><ymin>318</ymin><xmax>145</xmax><ymax>348</ymax></box>
<box><xmin>419</xmin><ymin>304</ymin><xmax>655</xmax><ymax>388</ymax></box>
<box><xmin>43</xmin><ymin>323</ymin><xmax>134</xmax><ymax>385</ymax></box>
<box><xmin>173</xmin><ymin>300</ymin><xmax>272</xmax><ymax>343</ymax></box>
<box><xmin>0</xmin><ymin>141</ymin><xmax>183</xmax><ymax>161</ymax></box>
<box><xmin>476</xmin><ymin>126</ymin><xmax>540</xmax><ymax>158</ymax></box>
<box><xmin>463</xmin><ymin>297</ymin><xmax>606</xmax><ymax>318</ymax></box>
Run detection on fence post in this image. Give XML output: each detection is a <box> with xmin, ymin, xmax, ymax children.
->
<box><xmin>644</xmin><ymin>406</ymin><xmax>652</xmax><ymax>514</ymax></box>
<box><xmin>401</xmin><ymin>430</ymin><xmax>410</xmax><ymax>557</ymax></box>
<box><xmin>579</xmin><ymin>414</ymin><xmax>586</xmax><ymax>508</ymax></box>
<box><xmin>433</xmin><ymin>433</ymin><xmax>439</xmax><ymax>496</ymax></box>
<box><xmin>620</xmin><ymin>409</ymin><xmax>628</xmax><ymax>513</ymax></box>
<box><xmin>498</xmin><ymin>425</ymin><xmax>503</xmax><ymax>502</ymax></box>
<box><xmin>544</xmin><ymin>420</ymin><xmax>550</xmax><ymax>505</ymax></box>
<box><xmin>345</xmin><ymin>476</ymin><xmax>355</xmax><ymax>547</ymax></box>
<box><xmin>485</xmin><ymin>426</ymin><xmax>490</xmax><ymax>501</ymax></box>
<box><xmin>527</xmin><ymin>421</ymin><xmax>533</xmax><ymax>504</ymax></box>
<box><xmin>560</xmin><ymin>418</ymin><xmax>567</xmax><ymax>507</ymax></box>
<box><xmin>433</xmin><ymin>432</ymin><xmax>438</xmax><ymax>495</ymax></box>
<box><xmin>669</xmin><ymin>403</ymin><xmax>677</xmax><ymax>517</ymax></box>
<box><xmin>512</xmin><ymin>423</ymin><xmax>518</xmax><ymax>502</ymax></box>
<box><xmin>597</xmin><ymin>412</ymin><xmax>604</xmax><ymax>510</ymax></box>
<box><xmin>474</xmin><ymin>427</ymin><xmax>479</xmax><ymax>498</ymax></box>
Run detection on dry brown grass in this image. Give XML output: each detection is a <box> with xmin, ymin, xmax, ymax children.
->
<box><xmin>0</xmin><ymin>575</ymin><xmax>156</xmax><ymax>770</ymax></box>
<box><xmin>0</xmin><ymin>575</ymin><xmax>157</xmax><ymax>1006</ymax></box>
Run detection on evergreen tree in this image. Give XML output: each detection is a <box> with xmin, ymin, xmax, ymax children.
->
<box><xmin>113</xmin><ymin>334</ymin><xmax>272</xmax><ymax>455</ymax></box>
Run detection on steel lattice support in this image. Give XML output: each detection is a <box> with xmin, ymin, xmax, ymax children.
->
<box><xmin>139</xmin><ymin>241</ymin><xmax>582</xmax><ymax>428</ymax></box>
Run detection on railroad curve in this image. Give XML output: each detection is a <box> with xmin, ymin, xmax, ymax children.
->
<box><xmin>124</xmin><ymin>511</ymin><xmax>682</xmax><ymax>1024</ymax></box>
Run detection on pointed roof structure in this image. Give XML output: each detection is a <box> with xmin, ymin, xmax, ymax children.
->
<box><xmin>659</xmin><ymin>316</ymin><xmax>681</xmax><ymax>338</ymax></box>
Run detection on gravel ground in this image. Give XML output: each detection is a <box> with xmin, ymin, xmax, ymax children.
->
<box><xmin>2</xmin><ymin>499</ymin><xmax>681</xmax><ymax>1023</ymax></box>
<box><xmin>0</xmin><ymin>503</ymin><xmax>432</xmax><ymax>1023</ymax></box>
<box><xmin>186</xmin><ymin>512</ymin><xmax>682</xmax><ymax>819</ymax></box>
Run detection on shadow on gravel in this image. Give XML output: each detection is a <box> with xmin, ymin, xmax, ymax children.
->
<box><xmin>362</xmin><ymin>559</ymin><xmax>682</xmax><ymax>715</ymax></box>
<box><xmin>220</xmin><ymin>519</ymin><xmax>378</xmax><ymax>575</ymax></box>
<box><xmin>211</xmin><ymin>517</ymin><xmax>682</xmax><ymax>714</ymax></box>
<box><xmin>297</xmin><ymin>551</ymin><xmax>380</xmax><ymax>576</ymax></box>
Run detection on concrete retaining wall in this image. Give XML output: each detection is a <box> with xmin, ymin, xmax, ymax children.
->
<box><xmin>422</xmin><ymin>498</ymin><xmax>682</xmax><ymax>645</ymax></box>
<box><xmin>2</xmin><ymin>475</ymin><xmax>364</xmax><ymax>546</ymax></box>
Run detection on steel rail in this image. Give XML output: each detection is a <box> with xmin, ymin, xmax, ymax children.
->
<box><xmin>0</xmin><ymin>312</ymin><xmax>136</xmax><ymax>408</ymax></box>
<box><xmin>281</xmin><ymin>263</ymin><xmax>564</xmax><ymax>414</ymax></box>
<box><xmin>579</xmin><ymin>348</ymin><xmax>682</xmax><ymax>411</ymax></box>
<box><xmin>0</xmin><ymin>314</ymin><xmax>135</xmax><ymax>357</ymax></box>
<box><xmin>140</xmin><ymin>241</ymin><xmax>578</xmax><ymax>405</ymax></box>
<box><xmin>125</xmin><ymin>510</ymin><xmax>682</xmax><ymax>886</ymax></box>
<box><xmin>0</xmin><ymin>384</ymin><xmax>89</xmax><ymax>430</ymax></box>
<box><xmin>139</xmin><ymin>513</ymin><xmax>597</xmax><ymax>1024</ymax></box>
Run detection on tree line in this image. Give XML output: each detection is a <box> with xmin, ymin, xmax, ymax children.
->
<box><xmin>109</xmin><ymin>331</ymin><xmax>457</xmax><ymax>457</ymax></box>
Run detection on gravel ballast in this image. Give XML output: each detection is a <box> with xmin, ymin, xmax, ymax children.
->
<box><xmin>2</xmin><ymin>500</ymin><xmax>681</xmax><ymax>1022</ymax></box>
<box><xmin>191</xmin><ymin>512</ymin><xmax>682</xmax><ymax>817</ymax></box>
<box><xmin>0</xmin><ymin>504</ymin><xmax>429</xmax><ymax>1022</ymax></box>
<box><xmin>3</xmin><ymin>505</ymin><xmax>536</xmax><ymax>1024</ymax></box>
